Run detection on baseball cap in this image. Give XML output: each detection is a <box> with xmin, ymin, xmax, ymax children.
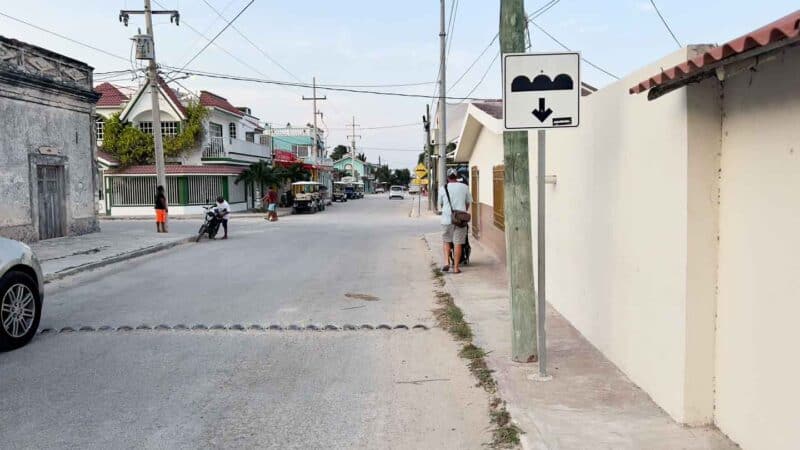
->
<box><xmin>447</xmin><ymin>168</ymin><xmax>458</xmax><ymax>177</ymax></box>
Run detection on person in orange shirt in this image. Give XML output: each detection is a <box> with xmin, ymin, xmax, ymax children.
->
<box><xmin>155</xmin><ymin>185</ymin><xmax>168</xmax><ymax>233</ymax></box>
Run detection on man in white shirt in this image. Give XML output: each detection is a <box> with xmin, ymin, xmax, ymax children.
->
<box><xmin>215</xmin><ymin>196</ymin><xmax>230</xmax><ymax>240</ymax></box>
<box><xmin>438</xmin><ymin>169</ymin><xmax>472</xmax><ymax>273</ymax></box>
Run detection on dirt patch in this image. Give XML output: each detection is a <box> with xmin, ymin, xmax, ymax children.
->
<box><xmin>344</xmin><ymin>293</ymin><xmax>380</xmax><ymax>301</ymax></box>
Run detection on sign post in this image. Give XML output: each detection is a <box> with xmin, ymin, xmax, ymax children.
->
<box><xmin>502</xmin><ymin>51</ymin><xmax>580</xmax><ymax>379</ymax></box>
<box><xmin>414</xmin><ymin>163</ymin><xmax>428</xmax><ymax>217</ymax></box>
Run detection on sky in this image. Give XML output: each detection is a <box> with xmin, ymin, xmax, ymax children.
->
<box><xmin>1</xmin><ymin>1</ymin><xmax>797</xmax><ymax>169</ymax></box>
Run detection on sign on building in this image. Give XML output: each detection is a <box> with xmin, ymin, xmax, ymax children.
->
<box><xmin>503</xmin><ymin>52</ymin><xmax>580</xmax><ymax>130</ymax></box>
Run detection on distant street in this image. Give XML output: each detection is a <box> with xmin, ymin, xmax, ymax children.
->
<box><xmin>0</xmin><ymin>195</ymin><xmax>491</xmax><ymax>449</ymax></box>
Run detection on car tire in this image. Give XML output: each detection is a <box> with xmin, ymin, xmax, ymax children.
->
<box><xmin>0</xmin><ymin>271</ymin><xmax>42</xmax><ymax>351</ymax></box>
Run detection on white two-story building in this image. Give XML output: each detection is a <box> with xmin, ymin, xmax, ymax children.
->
<box><xmin>94</xmin><ymin>77</ymin><xmax>271</xmax><ymax>216</ymax></box>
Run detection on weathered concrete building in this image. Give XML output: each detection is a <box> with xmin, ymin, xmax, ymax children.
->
<box><xmin>0</xmin><ymin>36</ymin><xmax>100</xmax><ymax>242</ymax></box>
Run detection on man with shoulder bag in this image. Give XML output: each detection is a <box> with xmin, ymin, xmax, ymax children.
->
<box><xmin>438</xmin><ymin>169</ymin><xmax>472</xmax><ymax>273</ymax></box>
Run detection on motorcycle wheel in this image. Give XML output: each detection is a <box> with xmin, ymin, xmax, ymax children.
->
<box><xmin>196</xmin><ymin>225</ymin><xmax>207</xmax><ymax>242</ymax></box>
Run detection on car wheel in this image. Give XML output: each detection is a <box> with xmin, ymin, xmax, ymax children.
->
<box><xmin>0</xmin><ymin>271</ymin><xmax>42</xmax><ymax>351</ymax></box>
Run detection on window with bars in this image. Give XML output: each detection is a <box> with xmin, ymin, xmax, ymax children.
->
<box><xmin>137</xmin><ymin>121</ymin><xmax>180</xmax><ymax>136</ymax></box>
<box><xmin>493</xmin><ymin>165</ymin><xmax>505</xmax><ymax>230</ymax></box>
<box><xmin>138</xmin><ymin>121</ymin><xmax>153</xmax><ymax>135</ymax></box>
<box><xmin>293</xmin><ymin>145</ymin><xmax>310</xmax><ymax>157</ymax></box>
<box><xmin>95</xmin><ymin>118</ymin><xmax>104</xmax><ymax>142</ymax></box>
<box><xmin>229</xmin><ymin>122</ymin><xmax>237</xmax><ymax>140</ymax></box>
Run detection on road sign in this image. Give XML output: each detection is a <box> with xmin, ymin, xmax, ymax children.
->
<box><xmin>503</xmin><ymin>52</ymin><xmax>580</xmax><ymax>130</ymax></box>
<box><xmin>412</xmin><ymin>178</ymin><xmax>427</xmax><ymax>185</ymax></box>
<box><xmin>414</xmin><ymin>163</ymin><xmax>428</xmax><ymax>179</ymax></box>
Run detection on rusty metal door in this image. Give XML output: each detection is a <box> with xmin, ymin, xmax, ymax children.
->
<box><xmin>37</xmin><ymin>165</ymin><xmax>66</xmax><ymax>239</ymax></box>
<box><xmin>471</xmin><ymin>166</ymin><xmax>479</xmax><ymax>237</ymax></box>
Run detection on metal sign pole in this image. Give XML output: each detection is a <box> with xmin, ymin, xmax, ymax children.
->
<box><xmin>537</xmin><ymin>129</ymin><xmax>548</xmax><ymax>378</ymax></box>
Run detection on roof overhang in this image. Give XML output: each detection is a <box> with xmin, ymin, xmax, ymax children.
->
<box><xmin>119</xmin><ymin>78</ymin><xmax>187</xmax><ymax>122</ymax></box>
<box><xmin>453</xmin><ymin>103</ymin><xmax>503</xmax><ymax>162</ymax></box>
<box><xmin>630</xmin><ymin>10</ymin><xmax>800</xmax><ymax>100</ymax></box>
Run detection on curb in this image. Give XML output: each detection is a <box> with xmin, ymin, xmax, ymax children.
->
<box><xmin>99</xmin><ymin>210</ymin><xmax>292</xmax><ymax>221</ymax></box>
<box><xmin>44</xmin><ymin>235</ymin><xmax>195</xmax><ymax>283</ymax></box>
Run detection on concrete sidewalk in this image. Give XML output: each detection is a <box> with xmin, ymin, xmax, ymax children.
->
<box><xmin>424</xmin><ymin>233</ymin><xmax>737</xmax><ymax>450</ymax></box>
<box><xmin>98</xmin><ymin>207</ymin><xmax>293</xmax><ymax>220</ymax></box>
<box><xmin>32</xmin><ymin>221</ymin><xmax>196</xmax><ymax>282</ymax></box>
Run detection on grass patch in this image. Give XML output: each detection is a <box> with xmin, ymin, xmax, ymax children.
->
<box><xmin>429</xmin><ymin>266</ymin><xmax>521</xmax><ymax>448</ymax></box>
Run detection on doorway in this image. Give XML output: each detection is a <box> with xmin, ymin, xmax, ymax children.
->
<box><xmin>36</xmin><ymin>165</ymin><xmax>66</xmax><ymax>239</ymax></box>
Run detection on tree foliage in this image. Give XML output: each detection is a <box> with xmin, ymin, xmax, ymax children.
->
<box><xmin>235</xmin><ymin>161</ymin><xmax>284</xmax><ymax>197</ymax></box>
<box><xmin>330</xmin><ymin>145</ymin><xmax>348</xmax><ymax>161</ymax></box>
<box><xmin>356</xmin><ymin>152</ymin><xmax>367</xmax><ymax>162</ymax></box>
<box><xmin>374</xmin><ymin>164</ymin><xmax>391</xmax><ymax>183</ymax></box>
<box><xmin>101</xmin><ymin>103</ymin><xmax>208</xmax><ymax>167</ymax></box>
<box><xmin>390</xmin><ymin>168</ymin><xmax>412</xmax><ymax>187</ymax></box>
<box><xmin>281</xmin><ymin>163</ymin><xmax>311</xmax><ymax>183</ymax></box>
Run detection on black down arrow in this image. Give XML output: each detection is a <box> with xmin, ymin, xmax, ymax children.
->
<box><xmin>532</xmin><ymin>98</ymin><xmax>553</xmax><ymax>123</ymax></box>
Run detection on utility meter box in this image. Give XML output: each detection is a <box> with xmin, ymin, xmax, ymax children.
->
<box><xmin>133</xmin><ymin>34</ymin><xmax>154</xmax><ymax>60</ymax></box>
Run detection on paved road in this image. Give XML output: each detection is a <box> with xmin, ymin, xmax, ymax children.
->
<box><xmin>0</xmin><ymin>195</ymin><xmax>490</xmax><ymax>449</ymax></box>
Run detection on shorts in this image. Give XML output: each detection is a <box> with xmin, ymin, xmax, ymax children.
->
<box><xmin>442</xmin><ymin>224</ymin><xmax>467</xmax><ymax>245</ymax></box>
<box><xmin>155</xmin><ymin>209</ymin><xmax>167</xmax><ymax>223</ymax></box>
<box><xmin>267</xmin><ymin>203</ymin><xmax>276</xmax><ymax>212</ymax></box>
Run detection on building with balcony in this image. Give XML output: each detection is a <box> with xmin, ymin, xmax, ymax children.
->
<box><xmin>93</xmin><ymin>77</ymin><xmax>270</xmax><ymax>216</ymax></box>
<box><xmin>270</xmin><ymin>125</ymin><xmax>333</xmax><ymax>190</ymax></box>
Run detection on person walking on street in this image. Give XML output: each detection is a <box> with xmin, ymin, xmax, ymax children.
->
<box><xmin>438</xmin><ymin>169</ymin><xmax>472</xmax><ymax>273</ymax></box>
<box><xmin>155</xmin><ymin>185</ymin><xmax>168</xmax><ymax>233</ymax></box>
<box><xmin>262</xmin><ymin>186</ymin><xmax>279</xmax><ymax>222</ymax></box>
<box><xmin>215</xmin><ymin>196</ymin><xmax>230</xmax><ymax>239</ymax></box>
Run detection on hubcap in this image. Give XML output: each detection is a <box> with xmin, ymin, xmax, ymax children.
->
<box><xmin>1</xmin><ymin>283</ymin><xmax>36</xmax><ymax>338</ymax></box>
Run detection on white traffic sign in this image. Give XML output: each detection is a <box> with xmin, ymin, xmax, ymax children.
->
<box><xmin>503</xmin><ymin>52</ymin><xmax>580</xmax><ymax>130</ymax></box>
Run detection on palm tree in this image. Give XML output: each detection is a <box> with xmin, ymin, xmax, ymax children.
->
<box><xmin>282</xmin><ymin>163</ymin><xmax>310</xmax><ymax>183</ymax></box>
<box><xmin>236</xmin><ymin>161</ymin><xmax>284</xmax><ymax>204</ymax></box>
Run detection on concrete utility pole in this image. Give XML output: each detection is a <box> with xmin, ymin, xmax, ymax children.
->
<box><xmin>119</xmin><ymin>1</ymin><xmax>179</xmax><ymax>198</ymax></box>
<box><xmin>347</xmin><ymin>116</ymin><xmax>361</xmax><ymax>179</ymax></box>
<box><xmin>437</xmin><ymin>0</ymin><xmax>447</xmax><ymax>192</ymax></box>
<box><xmin>500</xmin><ymin>0</ymin><xmax>538</xmax><ymax>363</ymax></box>
<box><xmin>423</xmin><ymin>104</ymin><xmax>433</xmax><ymax>211</ymax></box>
<box><xmin>302</xmin><ymin>76</ymin><xmax>326</xmax><ymax>162</ymax></box>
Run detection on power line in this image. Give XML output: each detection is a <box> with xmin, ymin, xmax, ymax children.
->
<box><xmin>177</xmin><ymin>0</ymin><xmax>238</xmax><ymax>63</ymax></box>
<box><xmin>648</xmin><ymin>0</ymin><xmax>682</xmax><ymax>48</ymax></box>
<box><xmin>457</xmin><ymin>51</ymin><xmax>500</xmax><ymax>104</ymax></box>
<box><xmin>0</xmin><ymin>11</ymin><xmax>129</xmax><ymax>62</ymax></box>
<box><xmin>164</xmin><ymin>66</ymin><xmax>493</xmax><ymax>101</ymax></box>
<box><xmin>199</xmin><ymin>0</ymin><xmax>305</xmax><ymax>83</ymax></box>
<box><xmin>445</xmin><ymin>0</ymin><xmax>459</xmax><ymax>61</ymax></box>
<box><xmin>528</xmin><ymin>21</ymin><xmax>620</xmax><ymax>80</ymax></box>
<box><xmin>178</xmin><ymin>0</ymin><xmax>255</xmax><ymax>72</ymax></box>
<box><xmin>328</xmin><ymin>122</ymin><xmax>421</xmax><ymax>131</ymax></box>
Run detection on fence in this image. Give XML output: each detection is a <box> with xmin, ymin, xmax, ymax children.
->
<box><xmin>108</xmin><ymin>175</ymin><xmax>231</xmax><ymax>207</ymax></box>
<box><xmin>110</xmin><ymin>176</ymin><xmax>179</xmax><ymax>206</ymax></box>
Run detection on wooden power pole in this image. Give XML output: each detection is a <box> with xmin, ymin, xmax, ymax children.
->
<box><xmin>500</xmin><ymin>0</ymin><xmax>538</xmax><ymax>363</ymax></box>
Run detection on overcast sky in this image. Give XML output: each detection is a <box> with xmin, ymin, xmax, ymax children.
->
<box><xmin>1</xmin><ymin>1</ymin><xmax>797</xmax><ymax>168</ymax></box>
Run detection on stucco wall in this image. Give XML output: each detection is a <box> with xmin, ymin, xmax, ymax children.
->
<box><xmin>0</xmin><ymin>77</ymin><xmax>98</xmax><ymax>241</ymax></box>
<box><xmin>529</xmin><ymin>48</ymin><xmax>703</xmax><ymax>422</ymax></box>
<box><xmin>714</xmin><ymin>45</ymin><xmax>800</xmax><ymax>450</ymax></box>
<box><xmin>469</xmin><ymin>126</ymin><xmax>504</xmax><ymax>208</ymax></box>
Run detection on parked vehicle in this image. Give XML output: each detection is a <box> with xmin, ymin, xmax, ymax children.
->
<box><xmin>408</xmin><ymin>184</ymin><xmax>421</xmax><ymax>195</ymax></box>
<box><xmin>344</xmin><ymin>183</ymin><xmax>356</xmax><ymax>200</ymax></box>
<box><xmin>332</xmin><ymin>182</ymin><xmax>348</xmax><ymax>202</ymax></box>
<box><xmin>0</xmin><ymin>237</ymin><xmax>44</xmax><ymax>351</ymax></box>
<box><xmin>389</xmin><ymin>185</ymin><xmax>405</xmax><ymax>200</ymax></box>
<box><xmin>355</xmin><ymin>182</ymin><xmax>365</xmax><ymax>198</ymax></box>
<box><xmin>292</xmin><ymin>181</ymin><xmax>323</xmax><ymax>213</ymax></box>
<box><xmin>320</xmin><ymin>185</ymin><xmax>332</xmax><ymax>206</ymax></box>
<box><xmin>196</xmin><ymin>203</ymin><xmax>223</xmax><ymax>242</ymax></box>
<box><xmin>374</xmin><ymin>187</ymin><xmax>385</xmax><ymax>194</ymax></box>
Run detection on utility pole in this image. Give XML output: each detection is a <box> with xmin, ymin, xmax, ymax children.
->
<box><xmin>423</xmin><ymin>104</ymin><xmax>433</xmax><ymax>211</ymax></box>
<box><xmin>500</xmin><ymin>0</ymin><xmax>538</xmax><ymax>364</ymax></box>
<box><xmin>119</xmin><ymin>1</ymin><xmax>179</xmax><ymax>200</ymax></box>
<box><xmin>437</xmin><ymin>0</ymin><xmax>448</xmax><ymax>193</ymax></box>
<box><xmin>347</xmin><ymin>116</ymin><xmax>361</xmax><ymax>180</ymax></box>
<box><xmin>302</xmin><ymin>76</ymin><xmax>326</xmax><ymax>163</ymax></box>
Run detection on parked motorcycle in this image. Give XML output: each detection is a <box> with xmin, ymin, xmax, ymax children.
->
<box><xmin>196</xmin><ymin>203</ymin><xmax>222</xmax><ymax>242</ymax></box>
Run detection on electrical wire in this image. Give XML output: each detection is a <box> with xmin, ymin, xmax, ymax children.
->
<box><xmin>178</xmin><ymin>0</ymin><xmax>255</xmax><ymax>71</ymax></box>
<box><xmin>161</xmin><ymin>66</ymin><xmax>493</xmax><ymax>101</ymax></box>
<box><xmin>648</xmin><ymin>0</ymin><xmax>682</xmax><ymax>48</ymax></box>
<box><xmin>528</xmin><ymin>21</ymin><xmax>620</xmax><ymax>80</ymax></box>
<box><xmin>0</xmin><ymin>11</ymin><xmax>129</xmax><ymax>62</ymax></box>
<box><xmin>198</xmin><ymin>0</ymin><xmax>305</xmax><ymax>83</ymax></box>
<box><xmin>456</xmin><ymin>51</ymin><xmax>500</xmax><ymax>104</ymax></box>
<box><xmin>176</xmin><ymin>0</ymin><xmax>238</xmax><ymax>63</ymax></box>
<box><xmin>445</xmin><ymin>0</ymin><xmax>459</xmax><ymax>62</ymax></box>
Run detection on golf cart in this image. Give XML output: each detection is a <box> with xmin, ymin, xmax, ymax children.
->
<box><xmin>291</xmin><ymin>181</ymin><xmax>323</xmax><ymax>213</ymax></box>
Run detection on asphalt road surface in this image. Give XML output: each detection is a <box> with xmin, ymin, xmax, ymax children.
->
<box><xmin>0</xmin><ymin>194</ymin><xmax>491</xmax><ymax>449</ymax></box>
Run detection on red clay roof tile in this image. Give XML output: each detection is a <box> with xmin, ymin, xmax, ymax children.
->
<box><xmin>199</xmin><ymin>90</ymin><xmax>244</xmax><ymax>117</ymax></box>
<box><xmin>94</xmin><ymin>82</ymin><xmax>128</xmax><ymax>107</ymax></box>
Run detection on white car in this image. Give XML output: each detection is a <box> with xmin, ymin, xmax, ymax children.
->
<box><xmin>389</xmin><ymin>185</ymin><xmax>405</xmax><ymax>200</ymax></box>
<box><xmin>0</xmin><ymin>237</ymin><xmax>44</xmax><ymax>351</ymax></box>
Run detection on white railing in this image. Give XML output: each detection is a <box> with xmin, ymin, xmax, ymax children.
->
<box><xmin>203</xmin><ymin>136</ymin><xmax>225</xmax><ymax>158</ymax></box>
<box><xmin>228</xmin><ymin>139</ymin><xmax>271</xmax><ymax>159</ymax></box>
